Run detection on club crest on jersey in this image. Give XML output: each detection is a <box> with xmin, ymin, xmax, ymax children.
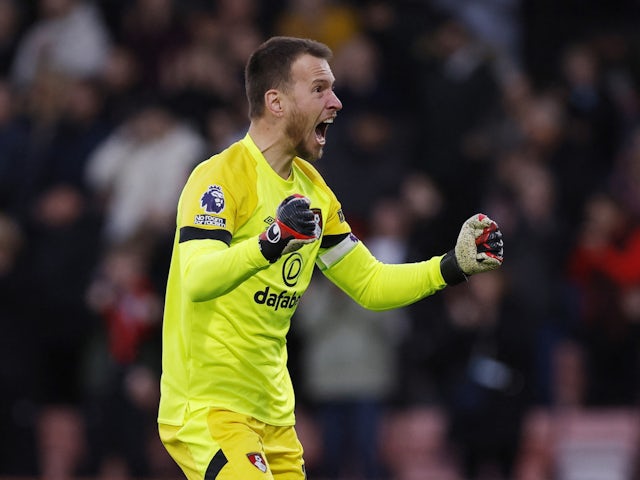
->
<box><xmin>200</xmin><ymin>185</ymin><xmax>225</xmax><ymax>214</ymax></box>
<box><xmin>311</xmin><ymin>208</ymin><xmax>323</xmax><ymax>237</ymax></box>
<box><xmin>247</xmin><ymin>452</ymin><xmax>268</xmax><ymax>473</ymax></box>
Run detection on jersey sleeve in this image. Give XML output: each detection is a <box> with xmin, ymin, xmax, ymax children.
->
<box><xmin>175</xmin><ymin>148</ymin><xmax>268</xmax><ymax>302</ymax></box>
<box><xmin>177</xmin><ymin>154</ymin><xmax>248</xmax><ymax>245</ymax></box>
<box><xmin>322</xmin><ymin>241</ymin><xmax>448</xmax><ymax>311</ymax></box>
<box><xmin>179</xmin><ymin>235</ymin><xmax>269</xmax><ymax>302</ymax></box>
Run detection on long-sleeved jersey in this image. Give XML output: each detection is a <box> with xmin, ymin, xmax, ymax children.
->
<box><xmin>158</xmin><ymin>134</ymin><xmax>447</xmax><ymax>427</ymax></box>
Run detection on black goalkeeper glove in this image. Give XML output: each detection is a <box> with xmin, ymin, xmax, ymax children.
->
<box><xmin>440</xmin><ymin>213</ymin><xmax>504</xmax><ymax>285</ymax></box>
<box><xmin>259</xmin><ymin>194</ymin><xmax>318</xmax><ymax>263</ymax></box>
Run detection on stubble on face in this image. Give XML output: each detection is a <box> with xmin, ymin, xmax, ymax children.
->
<box><xmin>285</xmin><ymin>103</ymin><xmax>323</xmax><ymax>162</ymax></box>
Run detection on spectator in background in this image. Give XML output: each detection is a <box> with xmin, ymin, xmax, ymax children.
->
<box><xmin>329</xmin><ymin>33</ymin><xmax>395</xmax><ymax>116</ymax></box>
<box><xmin>203</xmin><ymin>105</ymin><xmax>247</xmax><ymax>154</ymax></box>
<box><xmin>320</xmin><ymin>107</ymin><xmax>412</xmax><ymax>231</ymax></box>
<box><xmin>357</xmin><ymin>1</ymin><xmax>444</xmax><ymax>112</ymax></box>
<box><xmin>205</xmin><ymin>0</ymin><xmax>266</xmax><ymax>61</ymax></box>
<box><xmin>397</xmin><ymin>172</ymin><xmax>462</xmax><ymax>405</ymax></box>
<box><xmin>316</xmin><ymin>31</ymin><xmax>409</xmax><ymax>229</ymax></box>
<box><xmin>2</xmin><ymin>53</ymin><xmax>106</xmax><ymax>480</ymax></box>
<box><xmin>85</xmin><ymin>99</ymin><xmax>206</xmax><ymax>247</ymax></box>
<box><xmin>429</xmin><ymin>0</ymin><xmax>523</xmax><ymax>77</ymax></box>
<box><xmin>0</xmin><ymin>213</ymin><xmax>37</xmax><ymax>474</ymax></box>
<box><xmin>99</xmin><ymin>45</ymin><xmax>145</xmax><ymax>124</ymax></box>
<box><xmin>400</xmin><ymin>167</ymin><xmax>539</xmax><ymax>479</ymax></box>
<box><xmin>10</xmin><ymin>0</ymin><xmax>111</xmax><ymax>90</ymax></box>
<box><xmin>213</xmin><ymin>0</ymin><xmax>264</xmax><ymax>73</ymax></box>
<box><xmin>508</xmin><ymin>89</ymin><xmax>594</xmax><ymax>233</ymax></box>
<box><xmin>0</xmin><ymin>67</ymin><xmax>103</xmax><ymax>480</ymax></box>
<box><xmin>44</xmin><ymin>77</ymin><xmax>114</xmax><ymax>192</ymax></box>
<box><xmin>117</xmin><ymin>0</ymin><xmax>186</xmax><ymax>90</ymax></box>
<box><xmin>484</xmin><ymin>148</ymin><xmax>570</xmax><ymax>403</ymax></box>
<box><xmin>609</xmin><ymin>124</ymin><xmax>640</xmax><ymax>219</ymax></box>
<box><xmin>0</xmin><ymin>78</ymin><xmax>29</xmax><ymax>211</ymax></box>
<box><xmin>159</xmin><ymin>0</ymin><xmax>262</xmax><ymax>133</ymax></box>
<box><xmin>295</xmin><ymin>196</ymin><xmax>412</xmax><ymax>480</ymax></box>
<box><xmin>591</xmin><ymin>28</ymin><xmax>640</xmax><ymax>135</ymax></box>
<box><xmin>440</xmin><ymin>271</ymin><xmax>533</xmax><ymax>480</ymax></box>
<box><xmin>388</xmin><ymin>231</ymin><xmax>529</xmax><ymax>479</ymax></box>
<box><xmin>560</xmin><ymin>41</ymin><xmax>621</xmax><ymax>166</ymax></box>
<box><xmin>409</xmin><ymin>16</ymin><xmax>500</xmax><ymax>221</ymax></box>
<box><xmin>208</xmin><ymin>0</ymin><xmax>263</xmax><ymax>33</ymax></box>
<box><xmin>3</xmin><ymin>70</ymin><xmax>70</xmax><ymax>221</ymax></box>
<box><xmin>0</xmin><ymin>0</ymin><xmax>22</xmax><ymax>75</ymax></box>
<box><xmin>401</xmin><ymin>172</ymin><xmax>458</xmax><ymax>266</ymax></box>
<box><xmin>84</xmin><ymin>241</ymin><xmax>163</xmax><ymax>478</ymax></box>
<box><xmin>566</xmin><ymin>190</ymin><xmax>640</xmax><ymax>406</ymax></box>
<box><xmin>26</xmin><ymin>182</ymin><xmax>103</xmax><ymax>479</ymax></box>
<box><xmin>158</xmin><ymin>14</ymin><xmax>248</xmax><ymax>132</ymax></box>
<box><xmin>274</xmin><ymin>0</ymin><xmax>360</xmax><ymax>55</ymax></box>
<box><xmin>555</xmin><ymin>40</ymin><xmax>624</xmax><ymax>230</ymax></box>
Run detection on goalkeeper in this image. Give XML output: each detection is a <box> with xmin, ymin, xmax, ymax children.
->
<box><xmin>158</xmin><ymin>36</ymin><xmax>503</xmax><ymax>480</ymax></box>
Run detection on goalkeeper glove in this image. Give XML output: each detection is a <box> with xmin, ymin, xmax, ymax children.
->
<box><xmin>440</xmin><ymin>213</ymin><xmax>504</xmax><ymax>285</ymax></box>
<box><xmin>259</xmin><ymin>194</ymin><xmax>318</xmax><ymax>263</ymax></box>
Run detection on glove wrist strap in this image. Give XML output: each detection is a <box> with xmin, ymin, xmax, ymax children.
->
<box><xmin>440</xmin><ymin>250</ymin><xmax>468</xmax><ymax>285</ymax></box>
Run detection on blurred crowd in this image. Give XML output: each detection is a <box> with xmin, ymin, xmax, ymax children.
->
<box><xmin>1</xmin><ymin>0</ymin><xmax>640</xmax><ymax>479</ymax></box>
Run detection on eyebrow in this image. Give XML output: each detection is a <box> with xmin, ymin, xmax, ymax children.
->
<box><xmin>311</xmin><ymin>77</ymin><xmax>333</xmax><ymax>88</ymax></box>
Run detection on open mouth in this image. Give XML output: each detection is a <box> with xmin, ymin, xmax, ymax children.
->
<box><xmin>315</xmin><ymin>117</ymin><xmax>334</xmax><ymax>145</ymax></box>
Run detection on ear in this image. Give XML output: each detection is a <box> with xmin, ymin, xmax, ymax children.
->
<box><xmin>265</xmin><ymin>89</ymin><xmax>285</xmax><ymax>117</ymax></box>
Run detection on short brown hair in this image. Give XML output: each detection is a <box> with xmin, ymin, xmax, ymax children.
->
<box><xmin>245</xmin><ymin>36</ymin><xmax>333</xmax><ymax>119</ymax></box>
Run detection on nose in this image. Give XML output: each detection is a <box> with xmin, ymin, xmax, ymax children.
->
<box><xmin>328</xmin><ymin>90</ymin><xmax>343</xmax><ymax>111</ymax></box>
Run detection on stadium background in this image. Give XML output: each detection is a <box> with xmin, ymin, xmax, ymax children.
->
<box><xmin>1</xmin><ymin>0</ymin><xmax>640</xmax><ymax>478</ymax></box>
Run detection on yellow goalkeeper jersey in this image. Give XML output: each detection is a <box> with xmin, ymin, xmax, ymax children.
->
<box><xmin>159</xmin><ymin>133</ymin><xmax>447</xmax><ymax>428</ymax></box>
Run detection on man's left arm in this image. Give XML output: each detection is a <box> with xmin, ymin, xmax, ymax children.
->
<box><xmin>319</xmin><ymin>213</ymin><xmax>504</xmax><ymax>311</ymax></box>
<box><xmin>320</xmin><ymin>240</ymin><xmax>447</xmax><ymax>311</ymax></box>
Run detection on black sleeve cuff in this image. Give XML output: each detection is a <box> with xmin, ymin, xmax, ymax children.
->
<box><xmin>440</xmin><ymin>250</ymin><xmax>468</xmax><ymax>285</ymax></box>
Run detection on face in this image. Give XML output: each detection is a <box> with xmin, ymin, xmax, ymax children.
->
<box><xmin>282</xmin><ymin>54</ymin><xmax>342</xmax><ymax>162</ymax></box>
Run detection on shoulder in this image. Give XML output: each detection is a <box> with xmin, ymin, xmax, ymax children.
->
<box><xmin>193</xmin><ymin>140</ymin><xmax>256</xmax><ymax>179</ymax></box>
<box><xmin>293</xmin><ymin>158</ymin><xmax>330</xmax><ymax>188</ymax></box>
<box><xmin>184</xmin><ymin>140</ymin><xmax>258</xmax><ymax>206</ymax></box>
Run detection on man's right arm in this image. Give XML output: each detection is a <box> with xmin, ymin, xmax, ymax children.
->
<box><xmin>180</xmin><ymin>194</ymin><xmax>319</xmax><ymax>302</ymax></box>
<box><xmin>180</xmin><ymin>237</ymin><xmax>269</xmax><ymax>302</ymax></box>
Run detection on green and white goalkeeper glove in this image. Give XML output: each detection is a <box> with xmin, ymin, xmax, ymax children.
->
<box><xmin>440</xmin><ymin>213</ymin><xmax>504</xmax><ymax>285</ymax></box>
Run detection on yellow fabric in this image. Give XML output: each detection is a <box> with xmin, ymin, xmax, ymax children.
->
<box><xmin>158</xmin><ymin>423</ymin><xmax>202</xmax><ymax>480</ymax></box>
<box><xmin>159</xmin><ymin>408</ymin><xmax>305</xmax><ymax>480</ymax></box>
<box><xmin>159</xmin><ymin>134</ymin><xmax>350</xmax><ymax>427</ymax></box>
<box><xmin>322</xmin><ymin>242</ymin><xmax>448</xmax><ymax>311</ymax></box>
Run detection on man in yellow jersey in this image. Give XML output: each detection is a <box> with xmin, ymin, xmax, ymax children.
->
<box><xmin>158</xmin><ymin>36</ymin><xmax>504</xmax><ymax>480</ymax></box>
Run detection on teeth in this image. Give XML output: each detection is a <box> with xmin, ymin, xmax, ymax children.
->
<box><xmin>324</xmin><ymin>118</ymin><xmax>334</xmax><ymax>124</ymax></box>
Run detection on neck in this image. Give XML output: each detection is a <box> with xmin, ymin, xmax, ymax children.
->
<box><xmin>248</xmin><ymin>121</ymin><xmax>294</xmax><ymax>179</ymax></box>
